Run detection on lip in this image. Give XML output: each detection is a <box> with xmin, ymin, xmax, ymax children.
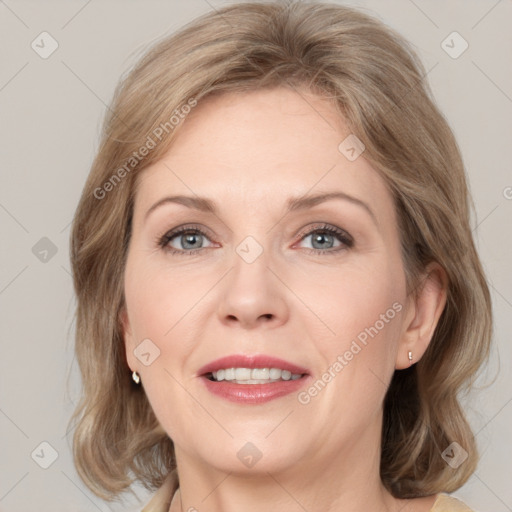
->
<box><xmin>197</xmin><ymin>354</ymin><xmax>310</xmax><ymax>377</ymax></box>
<box><xmin>200</xmin><ymin>377</ymin><xmax>311</xmax><ymax>404</ymax></box>
<box><xmin>197</xmin><ymin>354</ymin><xmax>311</xmax><ymax>405</ymax></box>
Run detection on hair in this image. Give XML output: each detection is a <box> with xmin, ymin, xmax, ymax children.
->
<box><xmin>68</xmin><ymin>0</ymin><xmax>493</xmax><ymax>503</ymax></box>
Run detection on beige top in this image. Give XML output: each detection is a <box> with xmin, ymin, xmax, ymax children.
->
<box><xmin>140</xmin><ymin>470</ymin><xmax>475</xmax><ymax>512</ymax></box>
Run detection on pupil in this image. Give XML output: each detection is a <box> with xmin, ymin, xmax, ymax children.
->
<box><xmin>183</xmin><ymin>233</ymin><xmax>201</xmax><ymax>249</ymax></box>
<box><xmin>313</xmin><ymin>233</ymin><xmax>333</xmax><ymax>249</ymax></box>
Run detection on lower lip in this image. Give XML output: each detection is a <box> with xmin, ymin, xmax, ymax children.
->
<box><xmin>200</xmin><ymin>375</ymin><xmax>310</xmax><ymax>404</ymax></box>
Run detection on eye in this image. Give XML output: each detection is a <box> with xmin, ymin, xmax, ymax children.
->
<box><xmin>295</xmin><ymin>223</ymin><xmax>354</xmax><ymax>254</ymax></box>
<box><xmin>157</xmin><ymin>224</ymin><xmax>215</xmax><ymax>255</ymax></box>
<box><xmin>157</xmin><ymin>222</ymin><xmax>354</xmax><ymax>256</ymax></box>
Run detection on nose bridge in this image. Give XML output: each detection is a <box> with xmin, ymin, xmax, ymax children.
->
<box><xmin>216</xmin><ymin>231</ymin><xmax>288</xmax><ymax>328</ymax></box>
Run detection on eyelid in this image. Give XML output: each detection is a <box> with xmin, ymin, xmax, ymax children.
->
<box><xmin>157</xmin><ymin>222</ymin><xmax>354</xmax><ymax>255</ymax></box>
<box><xmin>295</xmin><ymin>222</ymin><xmax>353</xmax><ymax>244</ymax></box>
<box><xmin>157</xmin><ymin>224</ymin><xmax>214</xmax><ymax>253</ymax></box>
<box><xmin>293</xmin><ymin>223</ymin><xmax>354</xmax><ymax>254</ymax></box>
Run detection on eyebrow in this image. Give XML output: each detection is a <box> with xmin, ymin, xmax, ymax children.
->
<box><xmin>144</xmin><ymin>191</ymin><xmax>378</xmax><ymax>226</ymax></box>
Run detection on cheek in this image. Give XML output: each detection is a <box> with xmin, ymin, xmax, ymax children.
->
<box><xmin>296</xmin><ymin>252</ymin><xmax>404</xmax><ymax>342</ymax></box>
<box><xmin>306</xmin><ymin>256</ymin><xmax>405</xmax><ymax>381</ymax></box>
<box><xmin>296</xmin><ymin>276</ymin><xmax>404</xmax><ymax>436</ymax></box>
<box><xmin>336</xmin><ymin>295</ymin><xmax>401</xmax><ymax>376</ymax></box>
<box><xmin>123</xmin><ymin>261</ymin><xmax>203</xmax><ymax>440</ymax></box>
<box><xmin>124</xmin><ymin>255</ymin><xmax>203</xmax><ymax>343</ymax></box>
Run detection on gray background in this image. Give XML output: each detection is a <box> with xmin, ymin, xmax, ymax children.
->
<box><xmin>0</xmin><ymin>1</ymin><xmax>511</xmax><ymax>511</ymax></box>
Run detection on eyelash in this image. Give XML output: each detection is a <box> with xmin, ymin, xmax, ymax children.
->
<box><xmin>156</xmin><ymin>223</ymin><xmax>354</xmax><ymax>256</ymax></box>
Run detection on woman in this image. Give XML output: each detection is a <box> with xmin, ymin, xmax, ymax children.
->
<box><xmin>68</xmin><ymin>2</ymin><xmax>493</xmax><ymax>511</ymax></box>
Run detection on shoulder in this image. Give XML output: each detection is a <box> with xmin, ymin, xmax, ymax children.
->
<box><xmin>141</xmin><ymin>470</ymin><xmax>179</xmax><ymax>512</ymax></box>
<box><xmin>430</xmin><ymin>493</ymin><xmax>475</xmax><ymax>512</ymax></box>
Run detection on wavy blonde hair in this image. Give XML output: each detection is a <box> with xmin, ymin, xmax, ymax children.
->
<box><xmin>68</xmin><ymin>0</ymin><xmax>493</xmax><ymax>502</ymax></box>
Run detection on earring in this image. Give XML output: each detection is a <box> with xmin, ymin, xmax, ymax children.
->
<box><xmin>408</xmin><ymin>351</ymin><xmax>413</xmax><ymax>365</ymax></box>
<box><xmin>132</xmin><ymin>370</ymin><xmax>140</xmax><ymax>384</ymax></box>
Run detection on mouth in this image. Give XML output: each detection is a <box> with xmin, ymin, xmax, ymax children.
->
<box><xmin>204</xmin><ymin>367</ymin><xmax>306</xmax><ymax>383</ymax></box>
<box><xmin>197</xmin><ymin>354</ymin><xmax>311</xmax><ymax>404</ymax></box>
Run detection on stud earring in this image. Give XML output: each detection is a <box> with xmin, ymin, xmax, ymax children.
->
<box><xmin>408</xmin><ymin>351</ymin><xmax>413</xmax><ymax>365</ymax></box>
<box><xmin>132</xmin><ymin>370</ymin><xmax>140</xmax><ymax>384</ymax></box>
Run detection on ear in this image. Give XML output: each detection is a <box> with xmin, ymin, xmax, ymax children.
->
<box><xmin>119</xmin><ymin>306</ymin><xmax>139</xmax><ymax>373</ymax></box>
<box><xmin>395</xmin><ymin>262</ymin><xmax>448</xmax><ymax>369</ymax></box>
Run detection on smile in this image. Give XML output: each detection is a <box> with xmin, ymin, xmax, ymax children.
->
<box><xmin>197</xmin><ymin>354</ymin><xmax>311</xmax><ymax>404</ymax></box>
<box><xmin>208</xmin><ymin>367</ymin><xmax>304</xmax><ymax>383</ymax></box>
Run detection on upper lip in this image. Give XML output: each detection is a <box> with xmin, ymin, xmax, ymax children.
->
<box><xmin>197</xmin><ymin>354</ymin><xmax>310</xmax><ymax>376</ymax></box>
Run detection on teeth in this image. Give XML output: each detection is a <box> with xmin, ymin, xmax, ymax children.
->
<box><xmin>210</xmin><ymin>367</ymin><xmax>303</xmax><ymax>382</ymax></box>
<box><xmin>235</xmin><ymin>368</ymin><xmax>251</xmax><ymax>380</ymax></box>
<box><xmin>252</xmin><ymin>368</ymin><xmax>269</xmax><ymax>379</ymax></box>
<box><xmin>269</xmin><ymin>368</ymin><xmax>281</xmax><ymax>380</ymax></box>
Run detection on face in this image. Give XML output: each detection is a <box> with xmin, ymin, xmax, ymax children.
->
<box><xmin>122</xmin><ymin>86</ymin><xmax>412</xmax><ymax>476</ymax></box>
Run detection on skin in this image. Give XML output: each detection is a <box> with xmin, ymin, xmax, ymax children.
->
<box><xmin>121</xmin><ymin>86</ymin><xmax>447</xmax><ymax>512</ymax></box>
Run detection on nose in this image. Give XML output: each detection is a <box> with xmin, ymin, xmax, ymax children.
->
<box><xmin>216</xmin><ymin>248</ymin><xmax>289</xmax><ymax>330</ymax></box>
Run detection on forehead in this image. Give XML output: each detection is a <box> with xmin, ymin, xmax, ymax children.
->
<box><xmin>134</xmin><ymin>87</ymin><xmax>394</xmax><ymax>220</ymax></box>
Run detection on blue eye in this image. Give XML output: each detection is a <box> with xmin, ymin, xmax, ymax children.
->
<box><xmin>158</xmin><ymin>225</ymin><xmax>213</xmax><ymax>255</ymax></box>
<box><xmin>158</xmin><ymin>223</ymin><xmax>353</xmax><ymax>256</ymax></box>
<box><xmin>295</xmin><ymin>224</ymin><xmax>354</xmax><ymax>254</ymax></box>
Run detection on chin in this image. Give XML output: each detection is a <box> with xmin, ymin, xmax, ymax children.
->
<box><xmin>191</xmin><ymin>436</ymin><xmax>305</xmax><ymax>475</ymax></box>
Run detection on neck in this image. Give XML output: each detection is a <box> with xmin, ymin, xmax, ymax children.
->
<box><xmin>169</xmin><ymin>418</ymin><xmax>402</xmax><ymax>512</ymax></box>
